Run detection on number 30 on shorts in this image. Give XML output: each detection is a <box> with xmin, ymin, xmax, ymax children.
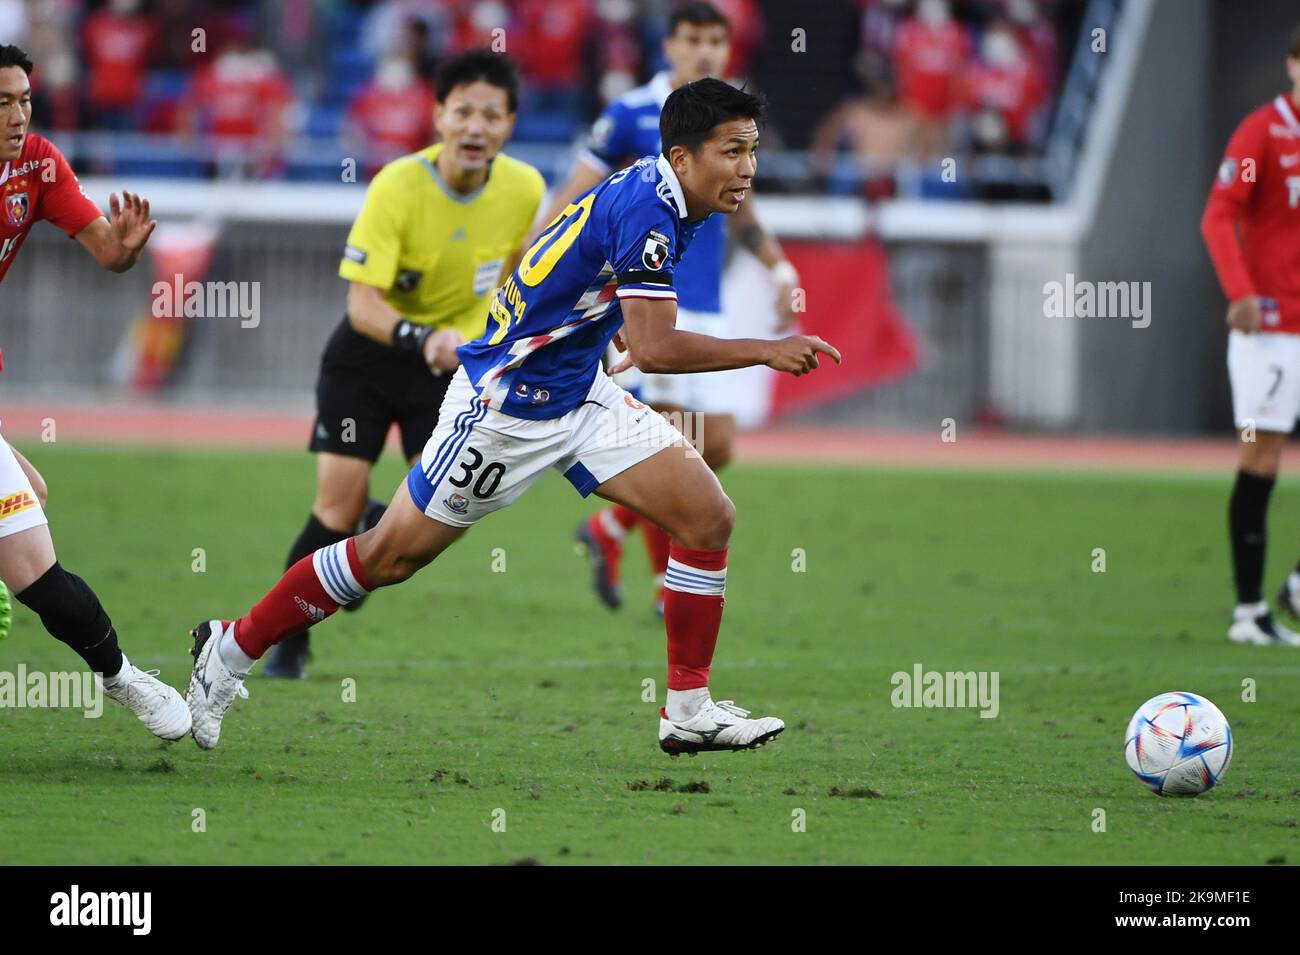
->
<box><xmin>448</xmin><ymin>447</ymin><xmax>506</xmax><ymax>498</ymax></box>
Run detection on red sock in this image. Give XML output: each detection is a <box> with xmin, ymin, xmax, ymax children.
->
<box><xmin>663</xmin><ymin>544</ymin><xmax>727</xmax><ymax>690</ymax></box>
<box><xmin>641</xmin><ymin>521</ymin><xmax>671</xmax><ymax>576</ymax></box>
<box><xmin>234</xmin><ymin>538</ymin><xmax>372</xmax><ymax>659</ymax></box>
<box><xmin>609</xmin><ymin>504</ymin><xmax>640</xmax><ymax>532</ymax></box>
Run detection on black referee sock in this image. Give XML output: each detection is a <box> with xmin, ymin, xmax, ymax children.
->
<box><xmin>15</xmin><ymin>563</ymin><xmax>124</xmax><ymax>676</ymax></box>
<box><xmin>1229</xmin><ymin>470</ymin><xmax>1276</xmax><ymax>605</ymax></box>
<box><xmin>286</xmin><ymin>513</ymin><xmax>351</xmax><ymax>570</ymax></box>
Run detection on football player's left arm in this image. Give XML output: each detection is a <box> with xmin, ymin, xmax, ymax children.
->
<box><xmin>74</xmin><ymin>192</ymin><xmax>157</xmax><ymax>273</ymax></box>
<box><xmin>614</xmin><ymin>296</ymin><xmax>839</xmax><ymax>376</ymax></box>
<box><xmin>729</xmin><ymin>198</ymin><xmax>800</xmax><ymax>330</ymax></box>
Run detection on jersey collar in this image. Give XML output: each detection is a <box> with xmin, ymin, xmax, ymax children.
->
<box><xmin>651</xmin><ymin>71</ymin><xmax>674</xmax><ymax>108</ymax></box>
<box><xmin>418</xmin><ymin>143</ymin><xmax>492</xmax><ymax>204</ymax></box>
<box><xmin>1273</xmin><ymin>95</ymin><xmax>1300</xmax><ymax>137</ymax></box>
<box><xmin>655</xmin><ymin>153</ymin><xmax>689</xmax><ymax>219</ymax></box>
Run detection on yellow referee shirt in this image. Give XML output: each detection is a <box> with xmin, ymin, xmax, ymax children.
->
<box><xmin>339</xmin><ymin>143</ymin><xmax>545</xmax><ymax>339</ymax></box>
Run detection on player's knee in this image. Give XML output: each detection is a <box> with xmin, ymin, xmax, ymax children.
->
<box><xmin>354</xmin><ymin>529</ymin><xmax>424</xmax><ymax>588</ymax></box>
<box><xmin>1239</xmin><ymin>432</ymin><xmax>1286</xmax><ymax>477</ymax></box>
<box><xmin>680</xmin><ymin>493</ymin><xmax>735</xmax><ymax>551</ymax></box>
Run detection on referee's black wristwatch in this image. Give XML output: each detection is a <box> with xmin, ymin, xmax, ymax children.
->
<box><xmin>392</xmin><ymin>318</ymin><xmax>443</xmax><ymax>376</ymax></box>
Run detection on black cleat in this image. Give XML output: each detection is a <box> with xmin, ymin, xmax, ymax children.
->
<box><xmin>262</xmin><ymin>631</ymin><xmax>310</xmax><ymax>679</ymax></box>
<box><xmin>574</xmin><ymin>519</ymin><xmax>622</xmax><ymax>609</ymax></box>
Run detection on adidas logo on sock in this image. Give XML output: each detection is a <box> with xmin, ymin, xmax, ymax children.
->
<box><xmin>294</xmin><ymin>595</ymin><xmax>325</xmax><ymax>622</ymax></box>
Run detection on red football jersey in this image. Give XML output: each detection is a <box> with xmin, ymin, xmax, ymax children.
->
<box><xmin>0</xmin><ymin>133</ymin><xmax>103</xmax><ymax>285</ymax></box>
<box><xmin>1202</xmin><ymin>94</ymin><xmax>1300</xmax><ymax>332</ymax></box>
<box><xmin>345</xmin><ymin>80</ymin><xmax>435</xmax><ymax>157</ymax></box>
<box><xmin>893</xmin><ymin>18</ymin><xmax>971</xmax><ymax>120</ymax></box>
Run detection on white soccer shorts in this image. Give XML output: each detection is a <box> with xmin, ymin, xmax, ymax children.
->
<box><xmin>406</xmin><ymin>366</ymin><xmax>689</xmax><ymax>527</ymax></box>
<box><xmin>0</xmin><ymin>431</ymin><xmax>48</xmax><ymax>541</ymax></box>
<box><xmin>1227</xmin><ymin>330</ymin><xmax>1300</xmax><ymax>433</ymax></box>
<box><xmin>623</xmin><ymin>308</ymin><xmax>743</xmax><ymax>415</ymax></box>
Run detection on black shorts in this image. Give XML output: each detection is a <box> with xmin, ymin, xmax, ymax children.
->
<box><xmin>308</xmin><ymin>317</ymin><xmax>452</xmax><ymax>463</ymax></box>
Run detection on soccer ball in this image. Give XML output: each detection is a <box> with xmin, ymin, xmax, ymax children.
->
<box><xmin>1123</xmin><ymin>692</ymin><xmax>1232</xmax><ymax>797</ymax></box>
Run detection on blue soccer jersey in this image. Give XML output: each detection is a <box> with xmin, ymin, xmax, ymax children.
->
<box><xmin>580</xmin><ymin>71</ymin><xmax>724</xmax><ymax>314</ymax></box>
<box><xmin>458</xmin><ymin>153</ymin><xmax>705</xmax><ymax>420</ymax></box>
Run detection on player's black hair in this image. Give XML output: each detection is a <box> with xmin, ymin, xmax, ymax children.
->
<box><xmin>1290</xmin><ymin>23</ymin><xmax>1300</xmax><ymax>59</ymax></box>
<box><xmin>669</xmin><ymin>2</ymin><xmax>730</xmax><ymax>35</ymax></box>
<box><xmin>0</xmin><ymin>44</ymin><xmax>34</xmax><ymax>75</ymax></box>
<box><xmin>434</xmin><ymin>48</ymin><xmax>519</xmax><ymax>113</ymax></box>
<box><xmin>660</xmin><ymin>77</ymin><xmax>765</xmax><ymax>154</ymax></box>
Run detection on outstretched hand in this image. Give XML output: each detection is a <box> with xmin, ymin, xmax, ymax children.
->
<box><xmin>108</xmin><ymin>191</ymin><xmax>157</xmax><ymax>254</ymax></box>
<box><xmin>765</xmin><ymin>335</ymin><xmax>842</xmax><ymax>376</ymax></box>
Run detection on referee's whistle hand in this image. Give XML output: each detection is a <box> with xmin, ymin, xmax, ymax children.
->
<box><xmin>424</xmin><ymin>329</ymin><xmax>466</xmax><ymax>373</ymax></box>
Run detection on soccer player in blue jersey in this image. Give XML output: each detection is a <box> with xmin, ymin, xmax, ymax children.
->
<box><xmin>186</xmin><ymin>79</ymin><xmax>839</xmax><ymax>756</ymax></box>
<box><xmin>544</xmin><ymin>2</ymin><xmax>801</xmax><ymax>616</ymax></box>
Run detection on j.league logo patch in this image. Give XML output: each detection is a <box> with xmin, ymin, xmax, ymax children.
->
<box><xmin>641</xmin><ymin>230</ymin><xmax>670</xmax><ymax>271</ymax></box>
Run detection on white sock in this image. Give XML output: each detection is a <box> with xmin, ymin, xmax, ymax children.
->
<box><xmin>1233</xmin><ymin>601</ymin><xmax>1267</xmax><ymax>622</ymax></box>
<box><xmin>101</xmin><ymin>654</ymin><xmax>132</xmax><ymax>687</ymax></box>
<box><xmin>666</xmin><ymin>687</ymin><xmax>710</xmax><ymax>722</ymax></box>
<box><xmin>218</xmin><ymin>623</ymin><xmax>255</xmax><ymax>675</ymax></box>
<box><xmin>599</xmin><ymin>508</ymin><xmax>627</xmax><ymax>541</ymax></box>
<box><xmin>1288</xmin><ymin>571</ymin><xmax>1300</xmax><ymax>595</ymax></box>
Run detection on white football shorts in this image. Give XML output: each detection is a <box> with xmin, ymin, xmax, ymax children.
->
<box><xmin>1227</xmin><ymin>330</ymin><xmax>1300</xmax><ymax>433</ymax></box>
<box><xmin>0</xmin><ymin>430</ymin><xmax>48</xmax><ymax>541</ymax></box>
<box><xmin>407</xmin><ymin>366</ymin><xmax>689</xmax><ymax>527</ymax></box>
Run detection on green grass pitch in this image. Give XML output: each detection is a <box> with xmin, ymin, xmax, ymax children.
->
<box><xmin>0</xmin><ymin>445</ymin><xmax>1297</xmax><ymax>865</ymax></box>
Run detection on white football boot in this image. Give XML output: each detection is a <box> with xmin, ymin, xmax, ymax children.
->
<box><xmin>659</xmin><ymin>698</ymin><xmax>785</xmax><ymax>756</ymax></box>
<box><xmin>186</xmin><ymin>620</ymin><xmax>250</xmax><ymax>749</ymax></box>
<box><xmin>1227</xmin><ymin>605</ymin><xmax>1300</xmax><ymax>646</ymax></box>
<box><xmin>101</xmin><ymin>662</ymin><xmax>192</xmax><ymax>741</ymax></box>
<box><xmin>1276</xmin><ymin>574</ymin><xmax>1300</xmax><ymax>622</ymax></box>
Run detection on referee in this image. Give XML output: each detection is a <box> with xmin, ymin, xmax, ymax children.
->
<box><xmin>265</xmin><ymin>50</ymin><xmax>544</xmax><ymax>678</ymax></box>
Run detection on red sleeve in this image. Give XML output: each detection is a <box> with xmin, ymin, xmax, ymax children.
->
<box><xmin>1201</xmin><ymin>111</ymin><xmax>1265</xmax><ymax>302</ymax></box>
<box><xmin>37</xmin><ymin>143</ymin><xmax>102</xmax><ymax>237</ymax></box>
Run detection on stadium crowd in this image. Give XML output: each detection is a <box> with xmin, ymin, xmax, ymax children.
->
<box><xmin>2</xmin><ymin>0</ymin><xmax>1083</xmax><ymax>195</ymax></box>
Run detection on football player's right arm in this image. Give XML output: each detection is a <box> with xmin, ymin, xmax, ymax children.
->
<box><xmin>1201</xmin><ymin>114</ymin><xmax>1263</xmax><ymax>332</ymax></box>
<box><xmin>617</xmin><ymin>296</ymin><xmax>840</xmax><ymax>376</ymax></box>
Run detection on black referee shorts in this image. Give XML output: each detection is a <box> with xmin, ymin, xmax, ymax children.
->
<box><xmin>308</xmin><ymin>317</ymin><xmax>453</xmax><ymax>464</ymax></box>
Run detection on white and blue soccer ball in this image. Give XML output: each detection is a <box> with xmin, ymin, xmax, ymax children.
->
<box><xmin>1124</xmin><ymin>692</ymin><xmax>1232</xmax><ymax>797</ymax></box>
